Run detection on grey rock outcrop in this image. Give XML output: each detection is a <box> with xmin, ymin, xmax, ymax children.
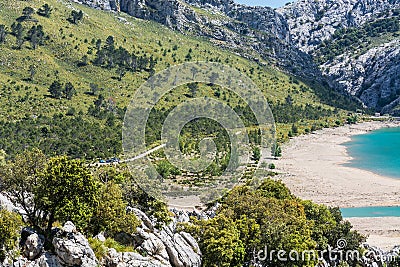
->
<box><xmin>2</xmin><ymin>209</ymin><xmax>202</xmax><ymax>267</ymax></box>
<box><xmin>104</xmin><ymin>248</ymin><xmax>169</xmax><ymax>267</ymax></box>
<box><xmin>19</xmin><ymin>227</ymin><xmax>45</xmax><ymax>261</ymax></box>
<box><xmin>6</xmin><ymin>252</ymin><xmax>60</xmax><ymax>267</ymax></box>
<box><xmin>278</xmin><ymin>0</ymin><xmax>400</xmax><ymax>112</ymax></box>
<box><xmin>132</xmin><ymin>210</ymin><xmax>202</xmax><ymax>267</ymax></box>
<box><xmin>321</xmin><ymin>39</ymin><xmax>400</xmax><ymax>112</ymax></box>
<box><xmin>359</xmin><ymin>245</ymin><xmax>400</xmax><ymax>267</ymax></box>
<box><xmin>52</xmin><ymin>222</ymin><xmax>97</xmax><ymax>267</ymax></box>
<box><xmin>278</xmin><ymin>0</ymin><xmax>400</xmax><ymax>52</ymax></box>
<box><xmin>23</xmin><ymin>233</ymin><xmax>44</xmax><ymax>260</ymax></box>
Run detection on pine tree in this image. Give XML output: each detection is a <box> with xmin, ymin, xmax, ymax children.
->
<box><xmin>22</xmin><ymin>7</ymin><xmax>35</xmax><ymax>19</ymax></box>
<box><xmin>29</xmin><ymin>65</ymin><xmax>36</xmax><ymax>81</ymax></box>
<box><xmin>0</xmin><ymin>25</ymin><xmax>6</xmax><ymax>44</ymax></box>
<box><xmin>49</xmin><ymin>80</ymin><xmax>63</xmax><ymax>99</ymax></box>
<box><xmin>116</xmin><ymin>65</ymin><xmax>126</xmax><ymax>81</ymax></box>
<box><xmin>37</xmin><ymin>4</ymin><xmax>52</xmax><ymax>18</ymax></box>
<box><xmin>11</xmin><ymin>23</ymin><xmax>24</xmax><ymax>49</ymax></box>
<box><xmin>69</xmin><ymin>10</ymin><xmax>84</xmax><ymax>24</ymax></box>
<box><xmin>27</xmin><ymin>25</ymin><xmax>45</xmax><ymax>49</ymax></box>
<box><xmin>64</xmin><ymin>82</ymin><xmax>76</xmax><ymax>100</ymax></box>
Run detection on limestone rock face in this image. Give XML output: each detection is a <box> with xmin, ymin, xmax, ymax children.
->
<box><xmin>104</xmin><ymin>248</ymin><xmax>170</xmax><ymax>267</ymax></box>
<box><xmin>2</xmin><ymin>209</ymin><xmax>202</xmax><ymax>267</ymax></box>
<box><xmin>20</xmin><ymin>227</ymin><xmax>45</xmax><ymax>261</ymax></box>
<box><xmin>23</xmin><ymin>233</ymin><xmax>44</xmax><ymax>260</ymax></box>
<box><xmin>321</xmin><ymin>39</ymin><xmax>400</xmax><ymax>112</ymax></box>
<box><xmin>278</xmin><ymin>0</ymin><xmax>400</xmax><ymax>53</ymax></box>
<box><xmin>278</xmin><ymin>0</ymin><xmax>400</xmax><ymax>112</ymax></box>
<box><xmin>5</xmin><ymin>252</ymin><xmax>60</xmax><ymax>267</ymax></box>
<box><xmin>52</xmin><ymin>222</ymin><xmax>98</xmax><ymax>267</ymax></box>
<box><xmin>133</xmin><ymin>209</ymin><xmax>202</xmax><ymax>267</ymax></box>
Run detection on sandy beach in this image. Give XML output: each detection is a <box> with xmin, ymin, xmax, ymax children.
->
<box><xmin>277</xmin><ymin>120</ymin><xmax>400</xmax><ymax>249</ymax></box>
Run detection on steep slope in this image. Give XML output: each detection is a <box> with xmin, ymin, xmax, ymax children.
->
<box><xmin>279</xmin><ymin>0</ymin><xmax>400</xmax><ymax>113</ymax></box>
<box><xmin>73</xmin><ymin>0</ymin><xmax>324</xmax><ymax>81</ymax></box>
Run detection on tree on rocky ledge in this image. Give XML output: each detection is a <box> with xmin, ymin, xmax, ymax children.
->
<box><xmin>89</xmin><ymin>181</ymin><xmax>140</xmax><ymax>236</ymax></box>
<box><xmin>35</xmin><ymin>156</ymin><xmax>99</xmax><ymax>232</ymax></box>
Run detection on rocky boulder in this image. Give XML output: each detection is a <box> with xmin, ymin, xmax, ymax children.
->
<box><xmin>104</xmin><ymin>248</ymin><xmax>170</xmax><ymax>267</ymax></box>
<box><xmin>4</xmin><ymin>252</ymin><xmax>60</xmax><ymax>267</ymax></box>
<box><xmin>131</xmin><ymin>210</ymin><xmax>201</xmax><ymax>267</ymax></box>
<box><xmin>52</xmin><ymin>222</ymin><xmax>97</xmax><ymax>267</ymax></box>
<box><xmin>19</xmin><ymin>227</ymin><xmax>45</xmax><ymax>261</ymax></box>
<box><xmin>23</xmin><ymin>233</ymin><xmax>44</xmax><ymax>260</ymax></box>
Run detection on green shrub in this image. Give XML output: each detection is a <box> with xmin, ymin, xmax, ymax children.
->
<box><xmin>268</xmin><ymin>163</ymin><xmax>275</xmax><ymax>169</ymax></box>
<box><xmin>89</xmin><ymin>181</ymin><xmax>140</xmax><ymax>236</ymax></box>
<box><xmin>0</xmin><ymin>209</ymin><xmax>23</xmax><ymax>261</ymax></box>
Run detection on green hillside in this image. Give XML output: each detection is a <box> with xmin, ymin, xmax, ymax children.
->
<box><xmin>0</xmin><ymin>0</ymin><xmax>360</xmax><ymax>160</ymax></box>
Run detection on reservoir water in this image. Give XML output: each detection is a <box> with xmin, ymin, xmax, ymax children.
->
<box><xmin>344</xmin><ymin>127</ymin><xmax>400</xmax><ymax>179</ymax></box>
<box><xmin>341</xmin><ymin>127</ymin><xmax>400</xmax><ymax>217</ymax></box>
<box><xmin>341</xmin><ymin>206</ymin><xmax>400</xmax><ymax>218</ymax></box>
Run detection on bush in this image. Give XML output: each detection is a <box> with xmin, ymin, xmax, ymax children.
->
<box><xmin>89</xmin><ymin>181</ymin><xmax>140</xmax><ymax>236</ymax></box>
<box><xmin>0</xmin><ymin>209</ymin><xmax>23</xmax><ymax>261</ymax></box>
<box><xmin>268</xmin><ymin>163</ymin><xmax>275</xmax><ymax>169</ymax></box>
<box><xmin>184</xmin><ymin>214</ymin><xmax>245</xmax><ymax>267</ymax></box>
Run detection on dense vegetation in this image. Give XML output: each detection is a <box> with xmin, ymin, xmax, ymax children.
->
<box><xmin>183</xmin><ymin>179</ymin><xmax>365</xmax><ymax>267</ymax></box>
<box><xmin>0</xmin><ymin>209</ymin><xmax>23</xmax><ymax>262</ymax></box>
<box><xmin>0</xmin><ymin>114</ymin><xmax>122</xmax><ymax>160</ymax></box>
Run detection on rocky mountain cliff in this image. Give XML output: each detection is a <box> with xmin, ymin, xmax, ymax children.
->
<box><xmin>278</xmin><ymin>0</ymin><xmax>400</xmax><ymax>52</ymax></box>
<box><xmin>74</xmin><ymin>0</ymin><xmax>400</xmax><ymax>113</ymax></box>
<box><xmin>279</xmin><ymin>0</ymin><xmax>400</xmax><ymax>113</ymax></box>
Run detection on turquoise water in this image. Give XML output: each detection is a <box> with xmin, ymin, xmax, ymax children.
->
<box><xmin>342</xmin><ymin>127</ymin><xmax>400</xmax><ymax>217</ymax></box>
<box><xmin>344</xmin><ymin>127</ymin><xmax>400</xmax><ymax>179</ymax></box>
<box><xmin>341</xmin><ymin>206</ymin><xmax>400</xmax><ymax>218</ymax></box>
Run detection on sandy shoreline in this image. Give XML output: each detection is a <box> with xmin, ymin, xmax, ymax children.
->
<box><xmin>277</xmin><ymin>120</ymin><xmax>400</xmax><ymax>249</ymax></box>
